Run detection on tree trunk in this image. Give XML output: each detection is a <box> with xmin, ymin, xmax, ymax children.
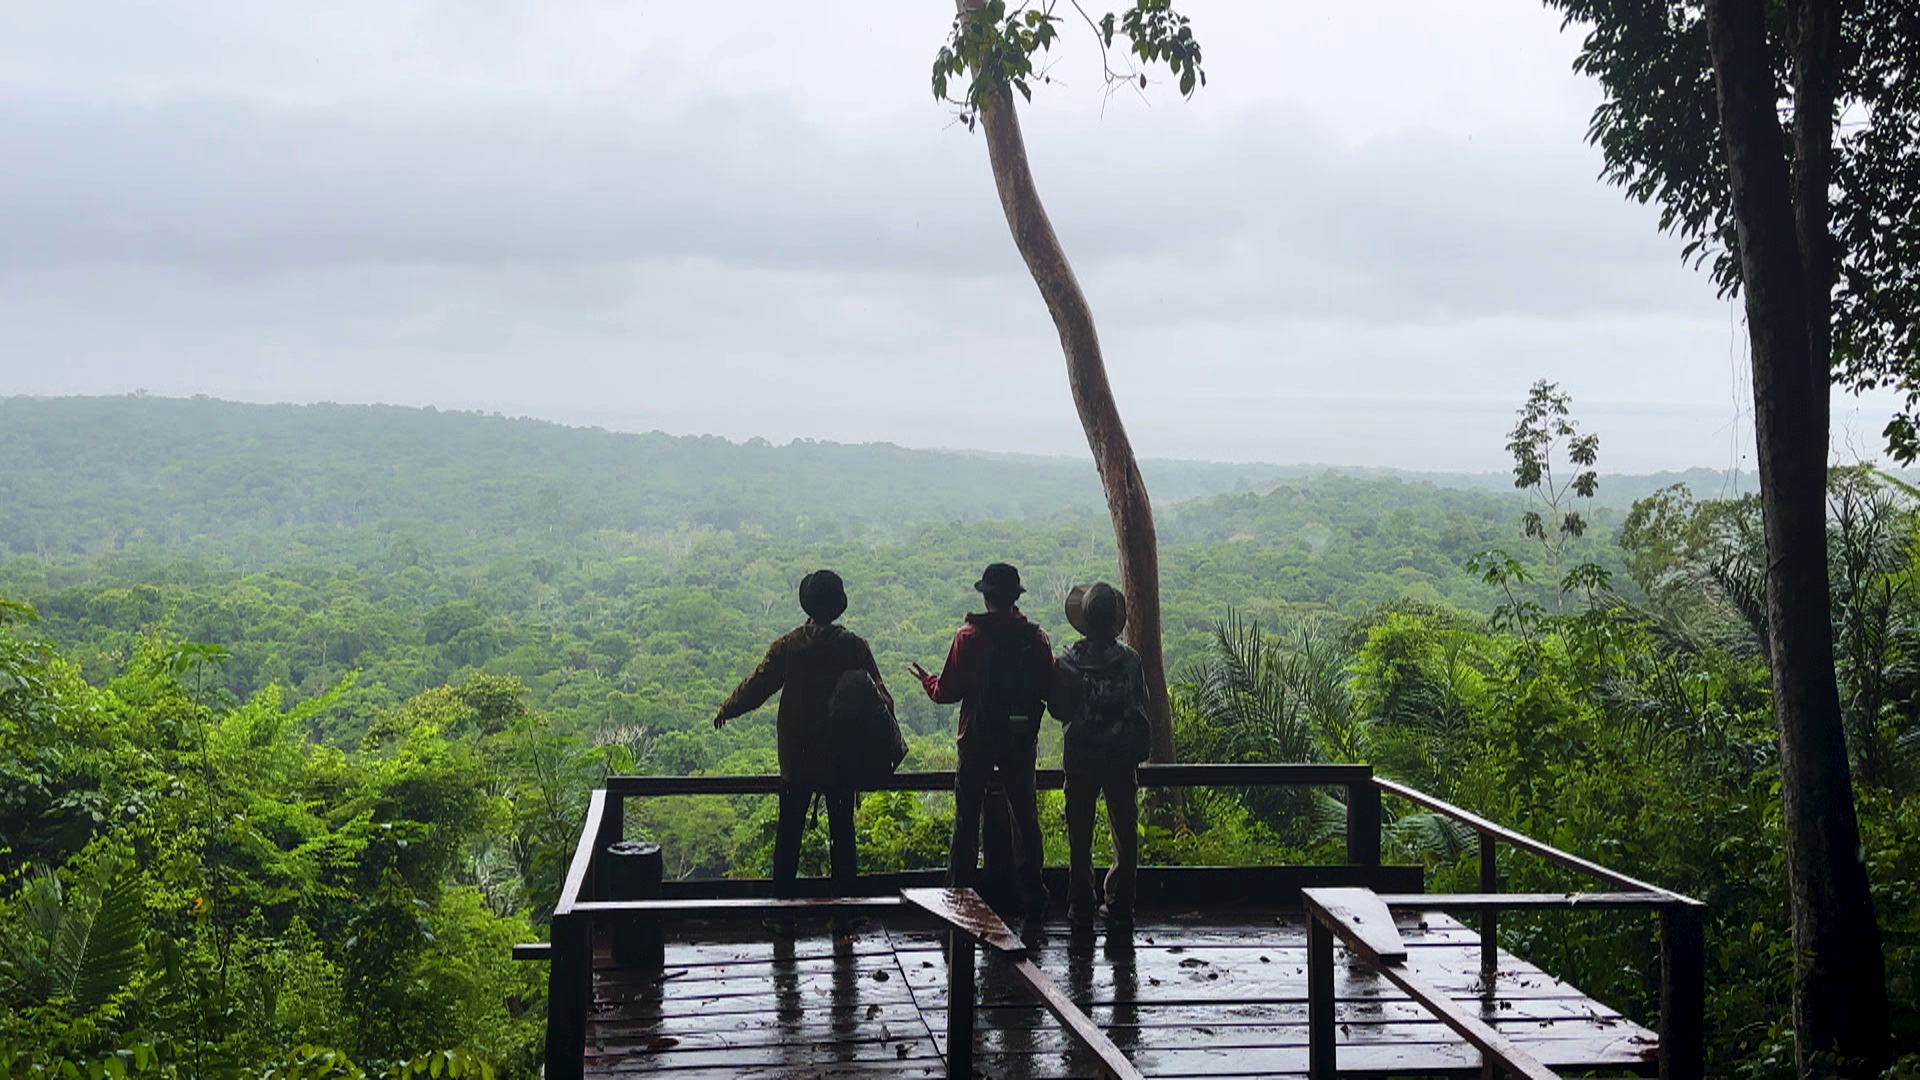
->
<box><xmin>1788</xmin><ymin>0</ymin><xmax>1838</xmax><ymax>406</ymax></box>
<box><xmin>967</xmin><ymin>83</ymin><xmax>1175</xmax><ymax>763</ymax></box>
<box><xmin>1703</xmin><ymin>1</ymin><xmax>1891</xmax><ymax>1075</ymax></box>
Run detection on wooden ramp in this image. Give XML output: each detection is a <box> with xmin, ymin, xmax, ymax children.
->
<box><xmin>580</xmin><ymin>909</ymin><xmax>1658</xmax><ymax>1080</ymax></box>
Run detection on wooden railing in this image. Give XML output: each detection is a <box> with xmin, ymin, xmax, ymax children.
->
<box><xmin>531</xmin><ymin>764</ymin><xmax>1704</xmax><ymax>1080</ymax></box>
<box><xmin>609</xmin><ymin>762</ymin><xmax>1385</xmax><ymax>864</ymax></box>
<box><xmin>541</xmin><ymin>789</ymin><xmax>614</xmax><ymax>1080</ymax></box>
<box><xmin>1304</xmin><ymin>887</ymin><xmax>1561</xmax><ymax>1080</ymax></box>
<box><xmin>538</xmin><ymin>764</ymin><xmax>1391</xmax><ymax>1079</ymax></box>
<box><xmin>1372</xmin><ymin>777</ymin><xmax>1706</xmax><ymax>1080</ymax></box>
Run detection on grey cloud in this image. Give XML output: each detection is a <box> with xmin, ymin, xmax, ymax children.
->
<box><xmin>0</xmin><ymin>94</ymin><xmax>986</xmax><ymax>273</ymax></box>
<box><xmin>0</xmin><ymin>86</ymin><xmax>1699</xmax><ymax>325</ymax></box>
<box><xmin>0</xmin><ymin>0</ymin><xmax>1867</xmax><ymax>476</ymax></box>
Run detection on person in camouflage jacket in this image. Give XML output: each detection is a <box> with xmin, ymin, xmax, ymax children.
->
<box><xmin>1049</xmin><ymin>582</ymin><xmax>1148</xmax><ymax>924</ymax></box>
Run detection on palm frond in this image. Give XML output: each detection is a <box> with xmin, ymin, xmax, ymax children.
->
<box><xmin>1705</xmin><ymin>552</ymin><xmax>1768</xmax><ymax>650</ymax></box>
<box><xmin>1308</xmin><ymin>790</ymin><xmax>1349</xmax><ymax>846</ymax></box>
<box><xmin>1389</xmin><ymin>812</ymin><xmax>1480</xmax><ymax>862</ymax></box>
<box><xmin>60</xmin><ymin>865</ymin><xmax>144</xmax><ymax>1010</ymax></box>
<box><xmin>0</xmin><ymin>851</ymin><xmax>144</xmax><ymax>1013</ymax></box>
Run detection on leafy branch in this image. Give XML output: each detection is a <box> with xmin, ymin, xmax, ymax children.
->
<box><xmin>931</xmin><ymin>0</ymin><xmax>1204</xmax><ymax>129</ymax></box>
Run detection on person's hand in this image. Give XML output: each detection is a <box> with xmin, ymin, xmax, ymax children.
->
<box><xmin>711</xmin><ymin>712</ymin><xmax>727</xmax><ymax>730</ymax></box>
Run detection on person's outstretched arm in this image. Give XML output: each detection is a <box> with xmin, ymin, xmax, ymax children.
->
<box><xmin>713</xmin><ymin>639</ymin><xmax>786</xmax><ymax>728</ymax></box>
<box><xmin>919</xmin><ymin>627</ymin><xmax>981</xmax><ymax>704</ymax></box>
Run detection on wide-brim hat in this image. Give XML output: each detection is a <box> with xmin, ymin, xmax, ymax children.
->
<box><xmin>974</xmin><ymin>562</ymin><xmax>1025</xmax><ymax>598</ymax></box>
<box><xmin>1065</xmin><ymin>581</ymin><xmax>1127</xmax><ymax>636</ymax></box>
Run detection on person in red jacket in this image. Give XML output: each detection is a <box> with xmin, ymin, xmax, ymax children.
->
<box><xmin>912</xmin><ymin>563</ymin><xmax>1052</xmax><ymax>922</ymax></box>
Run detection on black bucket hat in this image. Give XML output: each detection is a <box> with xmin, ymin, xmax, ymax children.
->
<box><xmin>798</xmin><ymin>569</ymin><xmax>848</xmax><ymax>623</ymax></box>
<box><xmin>974</xmin><ymin>562</ymin><xmax>1025</xmax><ymax>601</ymax></box>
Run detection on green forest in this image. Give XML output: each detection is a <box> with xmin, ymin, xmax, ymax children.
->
<box><xmin>1</xmin><ymin>395</ymin><xmax>1917</xmax><ymax>1079</ymax></box>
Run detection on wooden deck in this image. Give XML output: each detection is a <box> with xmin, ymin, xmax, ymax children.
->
<box><xmin>581</xmin><ymin>909</ymin><xmax>1659</xmax><ymax>1080</ymax></box>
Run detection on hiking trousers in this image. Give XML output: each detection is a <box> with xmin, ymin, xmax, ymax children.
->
<box><xmin>948</xmin><ymin>722</ymin><xmax>1048</xmax><ymax>917</ymax></box>
<box><xmin>773</xmin><ymin>784</ymin><xmax>857</xmax><ymax>896</ymax></box>
<box><xmin>1064</xmin><ymin>766</ymin><xmax>1139</xmax><ymax>918</ymax></box>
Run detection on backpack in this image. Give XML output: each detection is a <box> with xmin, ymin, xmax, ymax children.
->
<box><xmin>1061</xmin><ymin>644</ymin><xmax>1151</xmax><ymax>772</ymax></box>
<box><xmin>828</xmin><ymin>668</ymin><xmax>908</xmax><ymax>789</ymax></box>
<box><xmin>976</xmin><ymin>623</ymin><xmax>1050</xmax><ymax>744</ymax></box>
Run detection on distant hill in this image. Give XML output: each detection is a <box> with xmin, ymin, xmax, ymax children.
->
<box><xmin>0</xmin><ymin>394</ymin><xmax>1742</xmax><ymax>564</ymax></box>
<box><xmin>0</xmin><ymin>395</ymin><xmax>1279</xmax><ymax>561</ymax></box>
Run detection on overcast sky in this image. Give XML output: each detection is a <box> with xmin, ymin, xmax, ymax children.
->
<box><xmin>0</xmin><ymin>1</ymin><xmax>1897</xmax><ymax>473</ymax></box>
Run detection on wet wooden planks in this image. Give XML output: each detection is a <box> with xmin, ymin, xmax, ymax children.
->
<box><xmin>583</xmin><ymin>912</ymin><xmax>1657</xmax><ymax>1079</ymax></box>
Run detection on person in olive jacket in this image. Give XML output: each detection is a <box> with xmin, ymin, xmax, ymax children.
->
<box><xmin>713</xmin><ymin>570</ymin><xmax>892</xmax><ymax>895</ymax></box>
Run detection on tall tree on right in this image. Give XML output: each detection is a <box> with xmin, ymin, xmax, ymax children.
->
<box><xmin>1539</xmin><ymin>0</ymin><xmax>1917</xmax><ymax>1074</ymax></box>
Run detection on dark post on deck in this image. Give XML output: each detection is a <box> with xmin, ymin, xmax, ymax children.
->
<box><xmin>1346</xmin><ymin>774</ymin><xmax>1382</xmax><ymax>866</ymax></box>
<box><xmin>946</xmin><ymin>928</ymin><xmax>977</xmax><ymax>1080</ymax></box>
<box><xmin>541</xmin><ymin>788</ymin><xmax>613</xmax><ymax>1080</ymax></box>
<box><xmin>1660</xmin><ymin>902</ymin><xmax>1706</xmax><ymax>1080</ymax></box>
<box><xmin>1306</xmin><ymin>911</ymin><xmax>1337</xmax><ymax>1079</ymax></box>
<box><xmin>543</xmin><ymin>912</ymin><xmax>590</xmax><ymax>1080</ymax></box>
<box><xmin>1479</xmin><ymin>833</ymin><xmax>1499</xmax><ymax>984</ymax></box>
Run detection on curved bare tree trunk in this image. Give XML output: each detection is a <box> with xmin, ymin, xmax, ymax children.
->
<box><xmin>969</xmin><ymin>86</ymin><xmax>1175</xmax><ymax>763</ymax></box>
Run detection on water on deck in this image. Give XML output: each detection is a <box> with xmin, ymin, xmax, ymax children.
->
<box><xmin>581</xmin><ymin>908</ymin><xmax>1657</xmax><ymax>1080</ymax></box>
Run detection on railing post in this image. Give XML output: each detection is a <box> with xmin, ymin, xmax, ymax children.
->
<box><xmin>1307</xmin><ymin>911</ymin><xmax>1337</xmax><ymax>1080</ymax></box>
<box><xmin>1479</xmin><ymin>834</ymin><xmax>1499</xmax><ymax>986</ymax></box>
<box><xmin>1660</xmin><ymin>903</ymin><xmax>1706</xmax><ymax>1080</ymax></box>
<box><xmin>1346</xmin><ymin>777</ymin><xmax>1382</xmax><ymax>867</ymax></box>
<box><xmin>543</xmin><ymin>911</ymin><xmax>591</xmax><ymax>1080</ymax></box>
<box><xmin>946</xmin><ymin>929</ymin><xmax>976</xmax><ymax>1080</ymax></box>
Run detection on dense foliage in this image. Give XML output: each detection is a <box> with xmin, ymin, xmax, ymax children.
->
<box><xmin>1540</xmin><ymin>0</ymin><xmax>1920</xmax><ymax>460</ymax></box>
<box><xmin>2</xmin><ymin>396</ymin><xmax>1914</xmax><ymax>1078</ymax></box>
